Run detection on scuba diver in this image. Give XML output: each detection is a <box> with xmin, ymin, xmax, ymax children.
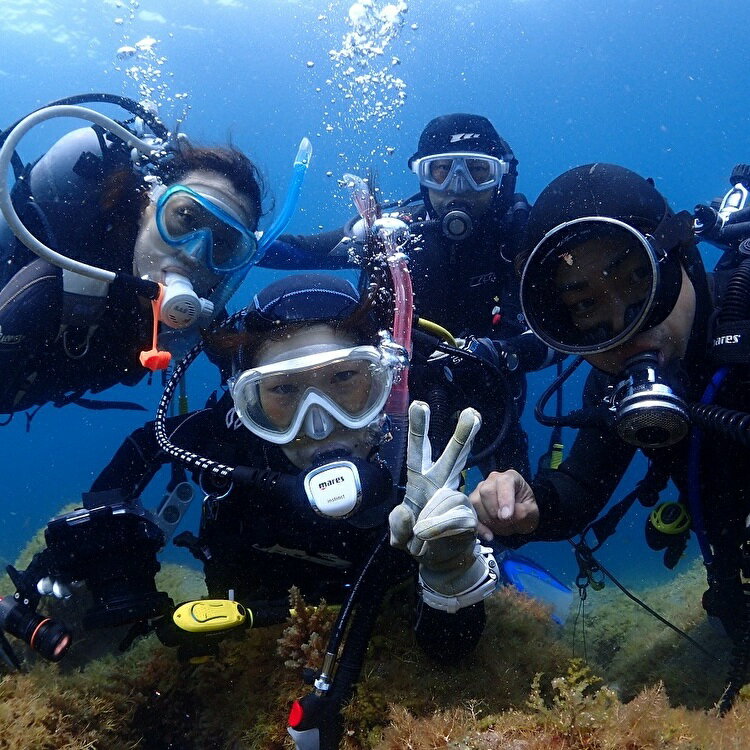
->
<box><xmin>470</xmin><ymin>162</ymin><xmax>750</xmax><ymax>710</ymax></box>
<box><xmin>282</xmin><ymin>113</ymin><xmax>557</xmax><ymax>478</ymax></box>
<box><xmin>0</xmin><ymin>94</ymin><xmax>313</xmax><ymax>419</ymax></box>
<box><xmin>285</xmin><ymin>112</ymin><xmax>533</xmax><ymax>339</ymax></box>
<box><xmin>1</xmin><ymin>253</ymin><xmax>516</xmax><ymax>747</ymax></box>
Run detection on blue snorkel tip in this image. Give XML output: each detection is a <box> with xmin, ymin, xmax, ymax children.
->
<box><xmin>295</xmin><ymin>137</ymin><xmax>313</xmax><ymax>168</ymax></box>
<box><xmin>258</xmin><ymin>136</ymin><xmax>313</xmax><ymax>255</ymax></box>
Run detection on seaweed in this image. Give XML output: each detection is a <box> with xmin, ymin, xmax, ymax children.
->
<box><xmin>3</xmin><ymin>524</ymin><xmax>750</xmax><ymax>749</ymax></box>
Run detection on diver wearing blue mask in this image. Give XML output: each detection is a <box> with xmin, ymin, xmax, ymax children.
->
<box><xmin>0</xmin><ymin>94</ymin><xmax>312</xmax><ymax>418</ymax></box>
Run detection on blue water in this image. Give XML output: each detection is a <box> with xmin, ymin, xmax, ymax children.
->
<box><xmin>0</xmin><ymin>0</ymin><xmax>744</xmax><ymax>592</ymax></box>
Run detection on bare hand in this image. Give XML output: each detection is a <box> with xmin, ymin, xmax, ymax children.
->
<box><xmin>469</xmin><ymin>470</ymin><xmax>539</xmax><ymax>540</ymax></box>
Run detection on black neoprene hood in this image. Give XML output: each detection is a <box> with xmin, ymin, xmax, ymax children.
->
<box><xmin>408</xmin><ymin>113</ymin><xmax>515</xmax><ymax>167</ymax></box>
<box><xmin>408</xmin><ymin>113</ymin><xmax>519</xmax><ymax>219</ymax></box>
<box><xmin>525</xmin><ymin>163</ymin><xmax>670</xmax><ymax>250</ymax></box>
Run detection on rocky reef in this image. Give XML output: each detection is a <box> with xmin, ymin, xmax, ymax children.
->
<box><xmin>2</xmin><ymin>531</ymin><xmax>749</xmax><ymax>748</ymax></box>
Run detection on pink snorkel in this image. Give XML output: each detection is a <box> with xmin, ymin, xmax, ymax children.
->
<box><xmin>344</xmin><ymin>174</ymin><xmax>413</xmax><ymax>486</ymax></box>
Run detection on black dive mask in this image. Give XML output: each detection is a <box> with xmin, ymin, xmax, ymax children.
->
<box><xmin>520</xmin><ymin>212</ymin><xmax>693</xmax><ymax>355</ymax></box>
<box><xmin>299</xmin><ymin>450</ymin><xmax>395</xmax><ymax>529</ymax></box>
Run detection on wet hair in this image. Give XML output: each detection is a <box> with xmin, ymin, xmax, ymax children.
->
<box><xmin>93</xmin><ymin>142</ymin><xmax>266</xmax><ymax>273</ymax></box>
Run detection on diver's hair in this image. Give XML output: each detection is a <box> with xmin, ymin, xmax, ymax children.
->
<box><xmin>94</xmin><ymin>143</ymin><xmax>265</xmax><ymax>273</ymax></box>
<box><xmin>158</xmin><ymin>144</ymin><xmax>266</xmax><ymax>229</ymax></box>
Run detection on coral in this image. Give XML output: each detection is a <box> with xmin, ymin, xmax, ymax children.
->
<box><xmin>0</xmin><ymin>665</ymin><xmax>136</xmax><ymax>750</ymax></box>
<box><xmin>277</xmin><ymin>586</ymin><xmax>336</xmax><ymax>672</ymax></box>
<box><xmin>337</xmin><ymin>585</ymin><xmax>577</xmax><ymax>748</ymax></box>
<box><xmin>525</xmin><ymin>659</ymin><xmax>617</xmax><ymax>739</ymax></box>
<box><xmin>382</xmin><ymin>662</ymin><xmax>750</xmax><ymax>750</ymax></box>
<box><xmin>376</xmin><ymin>704</ymin><xmax>476</xmax><ymax>749</ymax></box>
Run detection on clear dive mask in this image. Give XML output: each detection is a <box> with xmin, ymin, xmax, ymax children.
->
<box><xmin>154</xmin><ymin>184</ymin><xmax>258</xmax><ymax>274</ymax></box>
<box><xmin>411</xmin><ymin>152</ymin><xmax>508</xmax><ymax>193</ymax></box>
<box><xmin>520</xmin><ymin>215</ymin><xmax>688</xmax><ymax>355</ymax></box>
<box><xmin>229</xmin><ymin>343</ymin><xmax>405</xmax><ymax>445</ymax></box>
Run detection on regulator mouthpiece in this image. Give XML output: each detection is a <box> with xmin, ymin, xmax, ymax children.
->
<box><xmin>160</xmin><ymin>273</ymin><xmax>214</xmax><ymax>329</ymax></box>
<box><xmin>441</xmin><ymin>202</ymin><xmax>473</xmax><ymax>241</ymax></box>
<box><xmin>613</xmin><ymin>352</ymin><xmax>690</xmax><ymax>448</ymax></box>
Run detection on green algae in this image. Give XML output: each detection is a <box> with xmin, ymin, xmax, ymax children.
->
<box><xmin>2</xmin><ymin>523</ymin><xmax>750</xmax><ymax>749</ymax></box>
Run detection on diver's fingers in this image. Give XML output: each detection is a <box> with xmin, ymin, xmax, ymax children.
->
<box><xmin>469</xmin><ymin>470</ymin><xmax>538</xmax><ymax>538</ymax></box>
<box><xmin>469</xmin><ymin>472</ymin><xmax>506</xmax><ymax>539</ymax></box>
<box><xmin>430</xmin><ymin>407</ymin><xmax>482</xmax><ymax>488</ymax></box>
<box><xmin>406</xmin><ymin>400</ymin><xmax>432</xmax><ymax>475</ymax></box>
<box><xmin>413</xmin><ymin>488</ymin><xmax>476</xmax><ymax>541</ymax></box>
<box><xmin>476</xmin><ymin>519</ymin><xmax>495</xmax><ymax>542</ymax></box>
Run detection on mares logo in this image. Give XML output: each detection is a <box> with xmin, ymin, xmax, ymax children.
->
<box><xmin>714</xmin><ymin>334</ymin><xmax>741</xmax><ymax>346</ymax></box>
<box><xmin>318</xmin><ymin>475</ymin><xmax>345</xmax><ymax>491</ymax></box>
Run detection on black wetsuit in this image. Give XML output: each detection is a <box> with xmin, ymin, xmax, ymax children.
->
<box><xmin>283</xmin><ymin>201</ymin><xmax>529</xmax><ymax>338</ymax></box>
<box><xmin>0</xmin><ymin>126</ymin><xmax>336</xmax><ymax>416</ymax></box>
<box><xmin>511</xmin><ymin>271</ymin><xmax>750</xmax><ymax>637</ymax></box>
<box><xmin>0</xmin><ymin>259</ymin><xmax>151</xmax><ymax>414</ymax></box>
<box><xmin>281</xmin><ymin>199</ymin><xmax>555</xmax><ymax>480</ymax></box>
<box><xmin>89</xmin><ymin>332</ymin><xmax>502</xmax><ymax>661</ymax></box>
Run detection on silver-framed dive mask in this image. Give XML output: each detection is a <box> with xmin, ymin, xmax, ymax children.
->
<box><xmin>229</xmin><ymin>341</ymin><xmax>405</xmax><ymax>445</ymax></box>
<box><xmin>411</xmin><ymin>152</ymin><xmax>508</xmax><ymax>194</ymax></box>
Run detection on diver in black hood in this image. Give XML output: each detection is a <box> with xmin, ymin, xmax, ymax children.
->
<box><xmin>470</xmin><ymin>162</ymin><xmax>750</xmax><ymax>709</ymax></box>
<box><xmin>281</xmin><ymin>114</ymin><xmax>555</xmax><ymax>479</ymax></box>
<box><xmin>285</xmin><ymin>113</ymin><xmax>531</xmax><ymax>339</ymax></box>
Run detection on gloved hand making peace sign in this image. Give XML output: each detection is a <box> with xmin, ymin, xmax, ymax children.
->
<box><xmin>388</xmin><ymin>400</ymin><xmax>498</xmax><ymax>613</ymax></box>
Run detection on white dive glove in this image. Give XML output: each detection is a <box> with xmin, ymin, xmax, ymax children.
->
<box><xmin>36</xmin><ymin>576</ymin><xmax>73</xmax><ymax>600</ymax></box>
<box><xmin>388</xmin><ymin>400</ymin><xmax>498</xmax><ymax>613</ymax></box>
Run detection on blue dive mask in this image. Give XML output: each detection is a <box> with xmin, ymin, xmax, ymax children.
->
<box><xmin>155</xmin><ymin>184</ymin><xmax>258</xmax><ymax>274</ymax></box>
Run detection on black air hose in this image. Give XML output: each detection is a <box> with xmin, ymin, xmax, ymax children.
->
<box><xmin>318</xmin><ymin>544</ymin><xmax>394</xmax><ymax>750</ymax></box>
<box><xmin>689</xmin><ymin>403</ymin><xmax>750</xmax><ymax>447</ymax></box>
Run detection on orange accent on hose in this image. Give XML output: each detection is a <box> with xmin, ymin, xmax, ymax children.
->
<box><xmin>139</xmin><ymin>283</ymin><xmax>172</xmax><ymax>371</ymax></box>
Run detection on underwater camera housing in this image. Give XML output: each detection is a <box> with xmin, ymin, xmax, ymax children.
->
<box><xmin>44</xmin><ymin>503</ymin><xmax>172</xmax><ymax>629</ymax></box>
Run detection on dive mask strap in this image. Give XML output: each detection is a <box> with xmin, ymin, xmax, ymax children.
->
<box><xmin>648</xmin><ymin>209</ymin><xmax>695</xmax><ymax>257</ymax></box>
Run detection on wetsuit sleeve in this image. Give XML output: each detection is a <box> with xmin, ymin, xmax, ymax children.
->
<box><xmin>0</xmin><ymin>260</ymin><xmax>61</xmax><ymax>413</ymax></box>
<box><xmin>89</xmin><ymin>408</ymin><xmax>217</xmax><ymax>500</ymax></box>
<box><xmin>509</xmin><ymin>369</ymin><xmax>637</xmax><ymax>544</ymax></box>
<box><xmin>258</xmin><ymin>230</ymin><xmax>348</xmax><ymax>269</ymax></box>
<box><xmin>414</xmin><ymin>598</ymin><xmax>485</xmax><ymax>662</ymax></box>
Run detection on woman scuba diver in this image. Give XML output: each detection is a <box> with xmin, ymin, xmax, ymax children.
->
<box><xmin>1</xmin><ymin>252</ymin><xmax>515</xmax><ymax>747</ymax></box>
<box><xmin>0</xmin><ymin>94</ymin><xmax>311</xmax><ymax>418</ymax></box>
